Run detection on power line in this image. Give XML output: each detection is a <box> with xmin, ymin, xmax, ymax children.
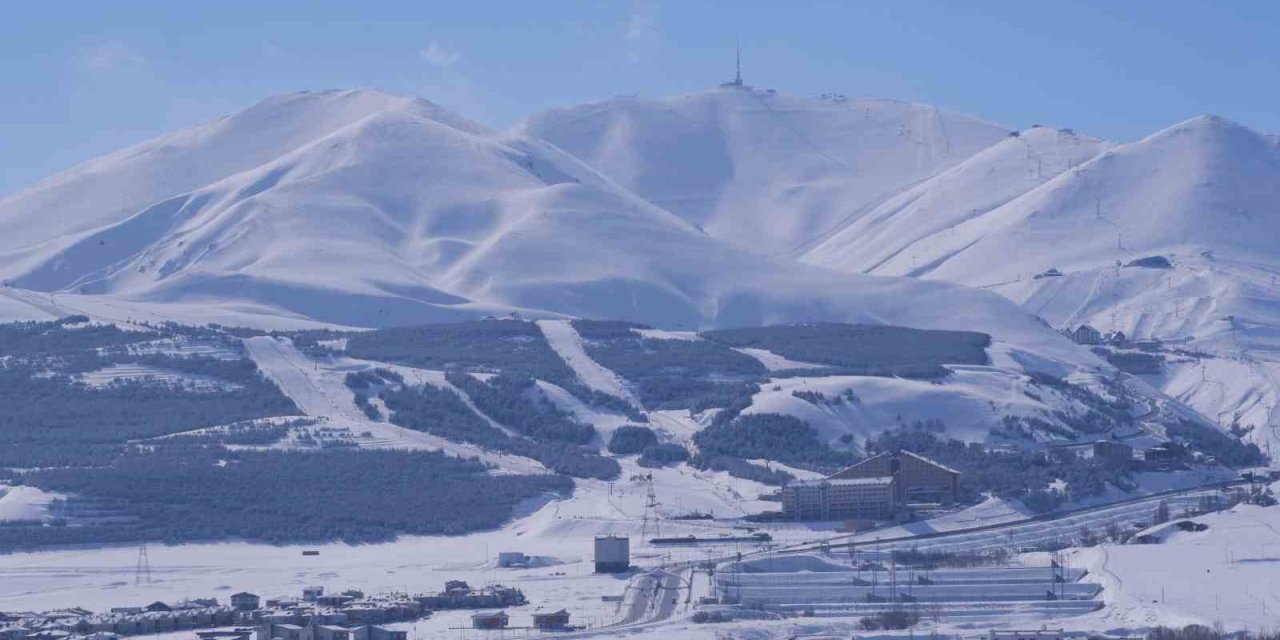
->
<box><xmin>134</xmin><ymin>543</ymin><xmax>152</xmax><ymax>586</ymax></box>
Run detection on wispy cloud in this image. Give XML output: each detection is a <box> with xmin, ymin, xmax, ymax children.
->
<box><xmin>419</xmin><ymin>42</ymin><xmax>462</xmax><ymax>68</ymax></box>
<box><xmin>77</xmin><ymin>41</ymin><xmax>147</xmax><ymax>73</ymax></box>
<box><xmin>624</xmin><ymin>0</ymin><xmax>660</xmax><ymax>63</ymax></box>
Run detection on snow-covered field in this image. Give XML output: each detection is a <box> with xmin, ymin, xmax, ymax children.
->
<box><xmin>3</xmin><ymin>480</ymin><xmax>1268</xmax><ymax>638</ymax></box>
<box><xmin>0</xmin><ymin>457</ymin><xmax>801</xmax><ymax>631</ymax></box>
<box><xmin>1075</xmin><ymin>499</ymin><xmax>1280</xmax><ymax>631</ymax></box>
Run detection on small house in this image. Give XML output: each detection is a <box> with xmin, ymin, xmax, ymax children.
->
<box><xmin>532</xmin><ymin>609</ymin><xmax>570</xmax><ymax>631</ymax></box>
<box><xmin>1068</xmin><ymin>325</ymin><xmax>1103</xmax><ymax>345</ymax></box>
<box><xmin>316</xmin><ymin>595</ymin><xmax>354</xmax><ymax>608</ymax></box>
<box><xmin>470</xmin><ymin>612</ymin><xmax>508</xmax><ymax>630</ymax></box>
<box><xmin>230</xmin><ymin>593</ymin><xmax>260</xmax><ymax>612</ymax></box>
<box><xmin>302</xmin><ymin>587</ymin><xmax>325</xmax><ymax>603</ymax></box>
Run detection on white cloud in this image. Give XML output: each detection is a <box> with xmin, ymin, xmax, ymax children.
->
<box><xmin>419</xmin><ymin>42</ymin><xmax>462</xmax><ymax>68</ymax></box>
<box><xmin>624</xmin><ymin>0</ymin><xmax>660</xmax><ymax>62</ymax></box>
<box><xmin>77</xmin><ymin>41</ymin><xmax>147</xmax><ymax>73</ymax></box>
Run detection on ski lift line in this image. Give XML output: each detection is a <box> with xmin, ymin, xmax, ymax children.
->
<box><xmin>1062</xmin><ymin>270</ymin><xmax>1109</xmax><ymax>330</ymax></box>
<box><xmin>746</xmin><ymin>89</ymin><xmax>852</xmax><ymax>173</ymax></box>
<box><xmin>973</xmin><ymin>277</ymin><xmax>1023</xmax><ymax>290</ymax></box>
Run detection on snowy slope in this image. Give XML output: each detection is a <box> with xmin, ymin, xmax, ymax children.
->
<box><xmin>802</xmin><ymin>115</ymin><xmax>1280</xmax><ymax>454</ymax></box>
<box><xmin>0</xmin><ymin>88</ymin><xmax>1104</xmax><ymax>382</ymax></box>
<box><xmin>815</xmin><ymin>116</ymin><xmax>1280</xmax><ymax>285</ymax></box>
<box><xmin>0</xmin><ymin>90</ymin><xmax>486</xmax><ymax>275</ymax></box>
<box><xmin>1076</xmin><ymin>502</ymin><xmax>1280</xmax><ymax>631</ymax></box>
<box><xmin>803</xmin><ymin>126</ymin><xmax>1112</xmax><ymax>275</ymax></box>
<box><xmin>537</xmin><ymin>319</ymin><xmax>642</xmax><ymax>409</ymax></box>
<box><xmin>517</xmin><ymin>86</ymin><xmax>1008</xmax><ymax>254</ymax></box>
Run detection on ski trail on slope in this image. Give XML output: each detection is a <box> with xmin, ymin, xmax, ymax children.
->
<box><xmin>353</xmin><ymin>359</ymin><xmax>524</xmax><ymax>439</ymax></box>
<box><xmin>243</xmin><ymin>336</ymin><xmax>547</xmax><ymax>474</ymax></box>
<box><xmin>536</xmin><ymin>319</ymin><xmax>643</xmax><ymax>411</ymax></box>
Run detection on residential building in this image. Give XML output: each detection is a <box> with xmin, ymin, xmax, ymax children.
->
<box><xmin>469</xmin><ymin>612</ymin><xmax>507</xmax><ymax>630</ymax></box>
<box><xmin>829</xmin><ymin>450</ymin><xmax>960</xmax><ymax>504</ymax></box>
<box><xmin>1093</xmin><ymin>439</ymin><xmax>1134</xmax><ymax>464</ymax></box>
<box><xmin>593</xmin><ymin>536</ymin><xmax>630</xmax><ymax>573</ymax></box>
<box><xmin>230</xmin><ymin>593</ymin><xmax>260</xmax><ymax>612</ymax></box>
<box><xmin>1145</xmin><ymin>442</ymin><xmax>1189</xmax><ymax>463</ymax></box>
<box><xmin>1068</xmin><ymin>325</ymin><xmax>1103</xmax><ymax>345</ymax></box>
<box><xmin>780</xmin><ymin>477</ymin><xmax>896</xmax><ymax>521</ymax></box>
<box><xmin>531</xmin><ymin>610</ymin><xmax>570</xmax><ymax>631</ymax></box>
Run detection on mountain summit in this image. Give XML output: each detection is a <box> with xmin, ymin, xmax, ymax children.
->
<box><xmin>517</xmin><ymin>86</ymin><xmax>1009</xmax><ymax>254</ymax></box>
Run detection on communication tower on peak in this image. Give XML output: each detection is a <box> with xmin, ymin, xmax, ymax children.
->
<box><xmin>723</xmin><ymin>41</ymin><xmax>744</xmax><ymax>87</ymax></box>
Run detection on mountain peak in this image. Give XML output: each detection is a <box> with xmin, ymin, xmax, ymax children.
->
<box><xmin>1144</xmin><ymin>113</ymin><xmax>1265</xmax><ymax>145</ymax></box>
<box><xmin>518</xmin><ymin>89</ymin><xmax>1009</xmax><ymax>254</ymax></box>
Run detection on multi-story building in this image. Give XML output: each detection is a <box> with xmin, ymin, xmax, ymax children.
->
<box><xmin>780</xmin><ymin>477</ymin><xmax>896</xmax><ymax>521</ymax></box>
<box><xmin>1093</xmin><ymin>439</ymin><xmax>1134</xmax><ymax>464</ymax></box>
<box><xmin>829</xmin><ymin>450</ymin><xmax>960</xmax><ymax>505</ymax></box>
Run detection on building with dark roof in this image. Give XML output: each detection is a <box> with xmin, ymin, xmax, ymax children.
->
<box><xmin>829</xmin><ymin>450</ymin><xmax>960</xmax><ymax>505</ymax></box>
<box><xmin>1068</xmin><ymin>325</ymin><xmax>1103</xmax><ymax>345</ymax></box>
<box><xmin>469</xmin><ymin>612</ymin><xmax>508</xmax><ymax>630</ymax></box>
<box><xmin>229</xmin><ymin>593</ymin><xmax>260</xmax><ymax>612</ymax></box>
<box><xmin>531</xmin><ymin>609</ymin><xmax>570</xmax><ymax>631</ymax></box>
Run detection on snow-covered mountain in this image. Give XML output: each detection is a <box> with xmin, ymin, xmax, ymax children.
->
<box><xmin>808</xmin><ymin>115</ymin><xmax>1280</xmax><ymax>283</ymax></box>
<box><xmin>801</xmin><ymin>125</ymin><xmax>1113</xmax><ymax>276</ymax></box>
<box><xmin>802</xmin><ymin>115</ymin><xmax>1280</xmax><ymax>454</ymax></box>
<box><xmin>0</xmin><ymin>89</ymin><xmax>1076</xmax><ymax>364</ymax></box>
<box><xmin>517</xmin><ymin>86</ymin><xmax>1008</xmax><ymax>254</ymax></box>
<box><xmin>2</xmin><ymin>86</ymin><xmax>1272</xmax><ymax>455</ymax></box>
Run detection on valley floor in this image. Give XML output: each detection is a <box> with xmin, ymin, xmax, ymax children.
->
<box><xmin>2</xmin><ymin>477</ymin><xmax>1276</xmax><ymax>639</ymax></box>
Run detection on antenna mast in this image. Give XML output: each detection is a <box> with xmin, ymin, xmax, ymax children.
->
<box><xmin>735</xmin><ymin>40</ymin><xmax>742</xmax><ymax>85</ymax></box>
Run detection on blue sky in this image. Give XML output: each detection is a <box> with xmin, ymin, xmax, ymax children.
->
<box><xmin>2</xmin><ymin>0</ymin><xmax>1277</xmax><ymax>195</ymax></box>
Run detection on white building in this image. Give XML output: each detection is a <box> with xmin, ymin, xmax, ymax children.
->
<box><xmin>779</xmin><ymin>477</ymin><xmax>897</xmax><ymax>521</ymax></box>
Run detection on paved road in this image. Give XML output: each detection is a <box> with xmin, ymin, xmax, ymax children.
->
<box><xmin>614</xmin><ymin>570</ymin><xmax>685</xmax><ymax>626</ymax></box>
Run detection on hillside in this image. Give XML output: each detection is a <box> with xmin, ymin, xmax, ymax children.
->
<box><xmin>0</xmin><ymin>87</ymin><xmax>1268</xmax><ymax>556</ymax></box>
<box><xmin>802</xmin><ymin>126</ymin><xmax>1113</xmax><ymax>275</ymax></box>
<box><xmin>810</xmin><ymin>115</ymin><xmax>1280</xmax><ymax>284</ymax></box>
<box><xmin>0</xmin><ymin>316</ymin><xmax>1256</xmax><ymax>551</ymax></box>
<box><xmin>804</xmin><ymin>115</ymin><xmax>1280</xmax><ymax>455</ymax></box>
<box><xmin>517</xmin><ymin>86</ymin><xmax>1009</xmax><ymax>254</ymax></box>
<box><xmin>0</xmin><ymin>90</ymin><xmax>1053</xmax><ymax>349</ymax></box>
